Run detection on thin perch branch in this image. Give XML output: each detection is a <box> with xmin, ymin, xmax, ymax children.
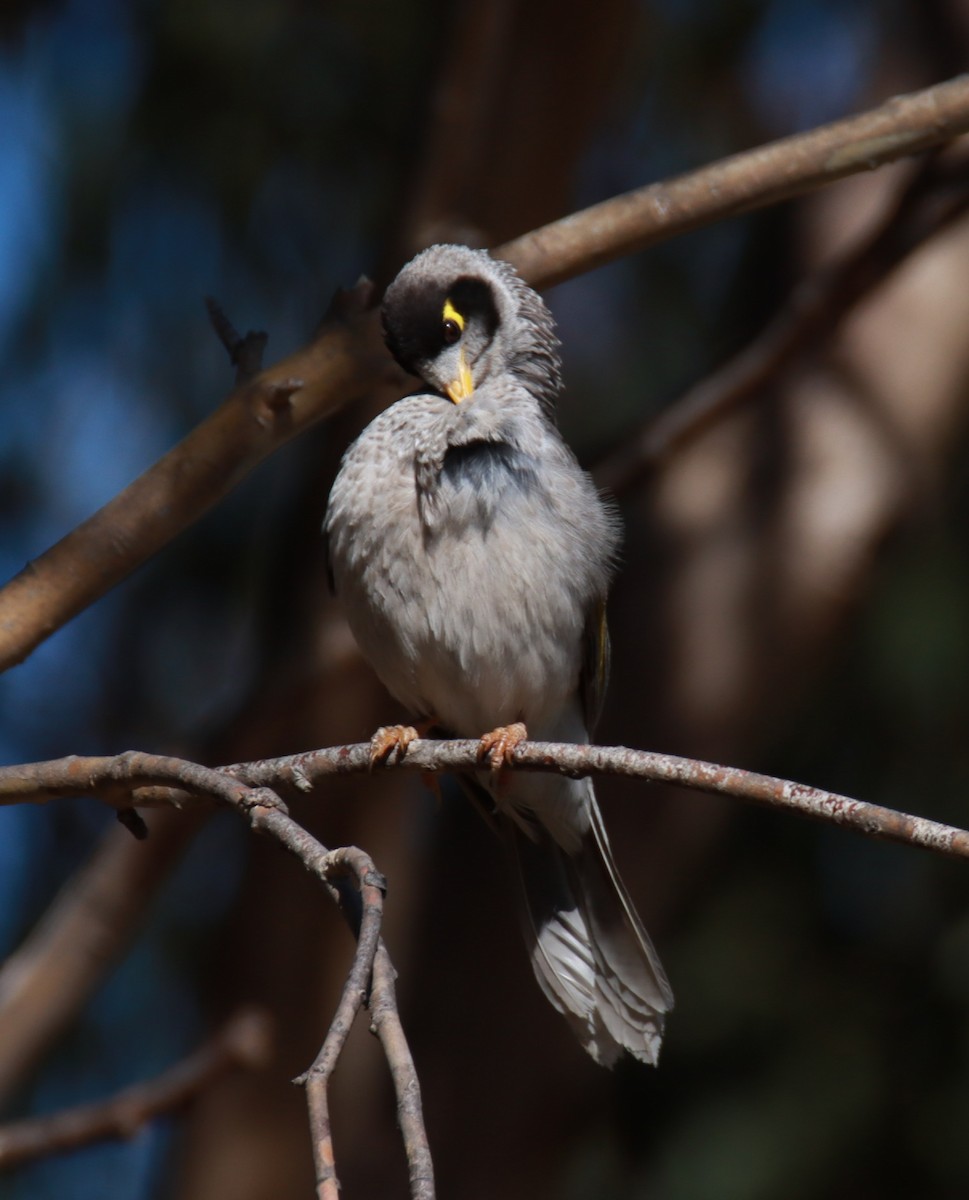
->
<box><xmin>234</xmin><ymin>739</ymin><xmax>969</xmax><ymax>861</ymax></box>
<box><xmin>0</xmin><ymin>740</ymin><xmax>966</xmax><ymax>862</ymax></box>
<box><xmin>0</xmin><ymin>735</ymin><xmax>959</xmax><ymax>1196</ymax></box>
<box><xmin>2</xmin><ymin>76</ymin><xmax>969</xmax><ymax>674</ymax></box>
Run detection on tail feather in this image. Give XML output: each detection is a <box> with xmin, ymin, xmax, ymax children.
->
<box><xmin>502</xmin><ymin>791</ymin><xmax>673</xmax><ymax>1067</ymax></box>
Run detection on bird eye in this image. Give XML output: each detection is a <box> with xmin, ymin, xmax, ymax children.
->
<box><xmin>441</xmin><ymin>298</ymin><xmax>465</xmax><ymax>345</ymax></box>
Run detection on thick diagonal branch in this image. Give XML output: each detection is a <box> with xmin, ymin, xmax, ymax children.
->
<box><xmin>497</xmin><ymin>73</ymin><xmax>969</xmax><ymax>287</ymax></box>
<box><xmin>1</xmin><ymin>76</ymin><xmax>968</xmax><ymax>673</ymax></box>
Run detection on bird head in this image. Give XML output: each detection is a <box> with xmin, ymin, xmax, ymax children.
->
<box><xmin>381</xmin><ymin>244</ymin><xmax>563</xmax><ymax>418</ymax></box>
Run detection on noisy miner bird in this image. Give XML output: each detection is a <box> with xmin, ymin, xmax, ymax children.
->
<box><xmin>324</xmin><ymin>243</ymin><xmax>673</xmax><ymax>1065</ymax></box>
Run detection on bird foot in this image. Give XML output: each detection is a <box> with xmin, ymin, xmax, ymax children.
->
<box><xmin>369</xmin><ymin>717</ymin><xmax>437</xmax><ymax>767</ymax></box>
<box><xmin>370</xmin><ymin>724</ymin><xmax>420</xmax><ymax>767</ymax></box>
<box><xmin>478</xmin><ymin>722</ymin><xmax>528</xmax><ymax>775</ymax></box>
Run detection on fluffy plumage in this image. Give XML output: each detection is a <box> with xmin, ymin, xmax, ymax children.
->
<box><xmin>324</xmin><ymin>244</ymin><xmax>673</xmax><ymax>1064</ymax></box>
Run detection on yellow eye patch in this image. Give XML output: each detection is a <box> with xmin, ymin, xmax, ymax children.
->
<box><xmin>442</xmin><ymin>299</ymin><xmax>465</xmax><ymax>330</ymax></box>
<box><xmin>441</xmin><ymin>297</ymin><xmax>473</xmax><ymax>401</ymax></box>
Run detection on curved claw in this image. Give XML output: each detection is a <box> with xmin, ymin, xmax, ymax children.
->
<box><xmin>370</xmin><ymin>724</ymin><xmax>420</xmax><ymax>767</ymax></box>
<box><xmin>478</xmin><ymin>722</ymin><xmax>528</xmax><ymax>775</ymax></box>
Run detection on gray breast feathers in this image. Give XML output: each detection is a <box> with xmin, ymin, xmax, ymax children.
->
<box><xmin>419</xmin><ymin>438</ymin><xmax>549</xmax><ymax>534</ymax></box>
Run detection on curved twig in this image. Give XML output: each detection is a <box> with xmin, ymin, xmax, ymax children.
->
<box><xmin>370</xmin><ymin>941</ymin><xmax>435</xmax><ymax>1200</ymax></box>
<box><xmin>0</xmin><ymin>751</ymin><xmax>431</xmax><ymax>1198</ymax></box>
<box><xmin>291</xmin><ymin>845</ymin><xmax>386</xmax><ymax>1200</ymax></box>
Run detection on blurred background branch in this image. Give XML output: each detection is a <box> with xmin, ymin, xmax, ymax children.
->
<box><xmin>596</xmin><ymin>143</ymin><xmax>969</xmax><ymax>492</ymax></box>
<box><xmin>0</xmin><ymin>1007</ymin><xmax>273</xmax><ymax>1170</ymax></box>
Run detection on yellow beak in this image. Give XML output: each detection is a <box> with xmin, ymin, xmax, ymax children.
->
<box><xmin>445</xmin><ymin>347</ymin><xmax>474</xmax><ymax>403</ymax></box>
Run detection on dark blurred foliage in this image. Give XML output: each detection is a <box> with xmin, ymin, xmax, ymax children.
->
<box><xmin>3</xmin><ymin>1</ymin><xmax>969</xmax><ymax>1198</ymax></box>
